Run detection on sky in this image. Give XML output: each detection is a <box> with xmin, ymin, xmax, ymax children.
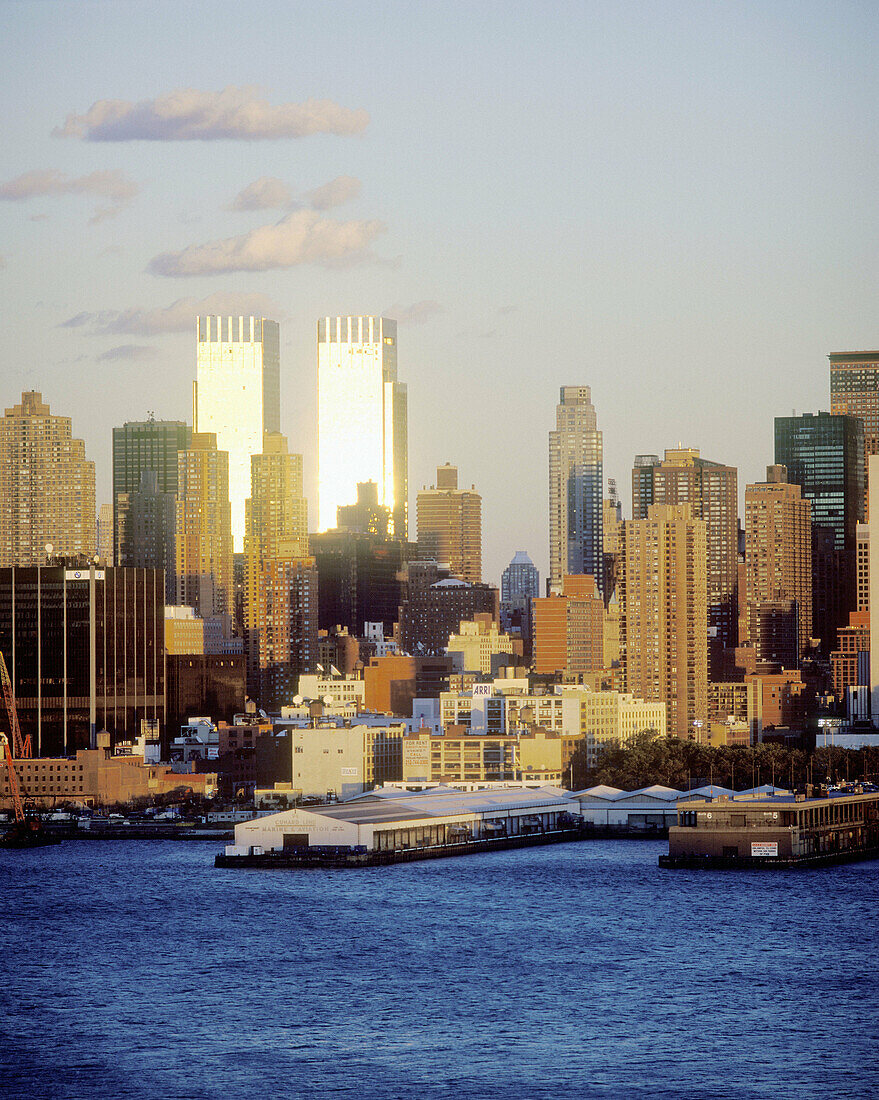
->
<box><xmin>3</xmin><ymin>0</ymin><xmax>879</xmax><ymax>585</ymax></box>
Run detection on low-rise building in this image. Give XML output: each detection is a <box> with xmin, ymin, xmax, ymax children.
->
<box><xmin>401</xmin><ymin>726</ymin><xmax>564</xmax><ymax>786</ymax></box>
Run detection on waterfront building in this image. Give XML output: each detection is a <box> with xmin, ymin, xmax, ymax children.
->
<box><xmin>317</xmin><ymin>315</ymin><xmax>408</xmax><ymax>538</ymax></box>
<box><xmin>0</xmin><ymin>564</ymin><xmax>164</xmax><ymax>757</ymax></box>
<box><xmin>117</xmin><ymin>470</ymin><xmax>177</xmax><ymax>602</ymax></box>
<box><xmin>401</xmin><ymin>727</ymin><xmax>565</xmax><ymax>786</ymax></box>
<box><xmin>175</xmin><ymin>433</ymin><xmax>234</xmax><ymax>622</ymax></box>
<box><xmin>532</xmin><ymin>574</ymin><xmax>604</xmax><ymax>676</ymax></box>
<box><xmin>549</xmin><ymin>386</ymin><xmax>603</xmax><ymax>594</ymax></box>
<box><xmin>631</xmin><ymin>447</ymin><xmax>737</xmax><ymax>672</ymax></box>
<box><xmin>194</xmin><ymin>316</ymin><xmax>280</xmax><ymax>550</ymax></box>
<box><xmin>744</xmin><ymin>465</ymin><xmax>812</xmax><ymax>659</ymax></box>
<box><xmin>0</xmin><ymin>392</ymin><xmax>95</xmax><ymax>567</ymax></box>
<box><xmin>112</xmin><ymin>418</ymin><xmax>190</xmax><ymax>562</ymax></box>
<box><xmin>0</xmin><ymin>733</ymin><xmax>215</xmax><ymax>810</ymax></box>
<box><xmin>775</xmin><ymin>410</ymin><xmax>863</xmax><ymax>647</ymax></box>
<box><xmin>416</xmin><ymin>464</ymin><xmax>482</xmax><ymax>582</ymax></box>
<box><xmin>619</xmin><ymin>503</ymin><xmax>709</xmax><ymax>740</ymax></box>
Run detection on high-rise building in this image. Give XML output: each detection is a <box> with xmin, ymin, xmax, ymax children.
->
<box><xmin>0</xmin><ymin>392</ymin><xmax>95</xmax><ymax>567</ymax></box>
<box><xmin>0</xmin><ymin>565</ymin><xmax>165</xmax><ymax>757</ymax></box>
<box><xmin>337</xmin><ymin>481</ymin><xmax>390</xmax><ymax>538</ymax></box>
<box><xmin>194</xmin><ymin>316</ymin><xmax>280</xmax><ymax>550</ymax></box>
<box><xmin>112</xmin><ymin>418</ymin><xmax>190</xmax><ymax>562</ymax></box>
<box><xmin>744</xmin><ymin>465</ymin><xmax>812</xmax><ymax>660</ymax></box>
<box><xmin>775</xmin><ymin>411</ymin><xmax>863</xmax><ymax>646</ymax></box>
<box><xmin>399</xmin><ymin>576</ymin><xmax>499</xmax><ymax>657</ymax></box>
<box><xmin>549</xmin><ymin>386</ymin><xmax>603</xmax><ymax>594</ymax></box>
<box><xmin>95</xmin><ymin>504</ymin><xmax>113</xmax><ymax>565</ymax></box>
<box><xmin>243</xmin><ymin>433</ymin><xmax>308</xmax><ymax>562</ymax></box>
<box><xmin>317</xmin><ymin>316</ymin><xmax>408</xmax><ymax>538</ymax></box>
<box><xmin>175</xmin><ymin>433</ymin><xmax>234</xmax><ymax>622</ymax></box>
<box><xmin>416</xmin><ymin>464</ymin><xmax>482</xmax><ymax>583</ymax></box>
<box><xmin>117</xmin><ymin>471</ymin><xmax>177</xmax><ymax>602</ymax></box>
<box><xmin>532</xmin><ymin>574</ymin><xmax>605</xmax><ymax>676</ymax></box>
<box><xmin>829</xmin><ymin>350</ymin><xmax>879</xmax><ymax>514</ymax></box>
<box><xmin>501</xmin><ymin>551</ymin><xmax>540</xmax><ymax>602</ymax></box>
<box><xmin>620</xmin><ymin>504</ymin><xmax>709</xmax><ymax>740</ymax></box>
<box><xmin>631</xmin><ymin>447</ymin><xmax>737</xmax><ymax>672</ymax></box>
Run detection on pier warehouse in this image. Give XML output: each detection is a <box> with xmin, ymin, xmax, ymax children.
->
<box><xmin>225</xmin><ymin>786</ymin><xmax>580</xmax><ymax>856</ymax></box>
<box><xmin>663</xmin><ymin>788</ymin><xmax>879</xmax><ymax>867</ymax></box>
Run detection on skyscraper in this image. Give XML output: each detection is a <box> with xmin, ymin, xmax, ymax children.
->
<box><xmin>317</xmin><ymin>315</ymin><xmax>408</xmax><ymax>537</ymax></box>
<box><xmin>175</xmin><ymin>433</ymin><xmax>234</xmax><ymax>622</ymax></box>
<box><xmin>631</xmin><ymin>447</ymin><xmax>738</xmax><ymax>671</ymax></box>
<box><xmin>549</xmin><ymin>386</ymin><xmax>603</xmax><ymax>595</ymax></box>
<box><xmin>244</xmin><ymin>433</ymin><xmax>308</xmax><ymax>562</ymax></box>
<box><xmin>194</xmin><ymin>316</ymin><xmax>280</xmax><ymax>550</ymax></box>
<box><xmin>117</xmin><ymin>470</ymin><xmax>177</xmax><ymax>601</ymax></box>
<box><xmin>0</xmin><ymin>391</ymin><xmax>95</xmax><ymax>567</ymax></box>
<box><xmin>416</xmin><ymin>464</ymin><xmax>482</xmax><ymax>583</ymax></box>
<box><xmin>112</xmin><ymin>417</ymin><xmax>190</xmax><ymax>562</ymax></box>
<box><xmin>532</xmin><ymin>574</ymin><xmax>604</xmax><ymax>676</ymax></box>
<box><xmin>829</xmin><ymin>349</ymin><xmax>879</xmax><ymax>514</ymax></box>
<box><xmin>744</xmin><ymin>465</ymin><xmax>812</xmax><ymax>660</ymax></box>
<box><xmin>775</xmin><ymin>410</ymin><xmax>863</xmax><ymax>646</ymax></box>
<box><xmin>620</xmin><ymin>504</ymin><xmax>709</xmax><ymax>740</ymax></box>
<box><xmin>501</xmin><ymin>551</ymin><xmax>540</xmax><ymax>602</ymax></box>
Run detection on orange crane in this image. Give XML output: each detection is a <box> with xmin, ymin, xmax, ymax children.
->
<box><xmin>0</xmin><ymin>651</ymin><xmax>30</xmax><ymax>758</ymax></box>
<box><xmin>0</xmin><ymin>732</ymin><xmax>25</xmax><ymax>825</ymax></box>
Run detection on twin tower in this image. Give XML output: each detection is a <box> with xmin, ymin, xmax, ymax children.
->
<box><xmin>195</xmin><ymin>314</ymin><xmax>408</xmax><ymax>550</ymax></box>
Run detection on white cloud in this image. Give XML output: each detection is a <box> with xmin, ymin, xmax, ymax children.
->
<box><xmin>97</xmin><ymin>345</ymin><xmax>160</xmax><ymax>362</ymax></box>
<box><xmin>305</xmin><ymin>175</ymin><xmax>361</xmax><ymax>210</ymax></box>
<box><xmin>148</xmin><ymin>209</ymin><xmax>385</xmax><ymax>277</ymax></box>
<box><xmin>229</xmin><ymin>176</ymin><xmax>293</xmax><ymax>211</ymax></box>
<box><xmin>61</xmin><ymin>291</ymin><xmax>285</xmax><ymax>335</ymax></box>
<box><xmin>383</xmin><ymin>300</ymin><xmax>444</xmax><ymax>325</ymax></box>
<box><xmin>0</xmin><ymin>169</ymin><xmax>137</xmax><ymax>219</ymax></box>
<box><xmin>54</xmin><ymin>86</ymin><xmax>369</xmax><ymax>141</ymax></box>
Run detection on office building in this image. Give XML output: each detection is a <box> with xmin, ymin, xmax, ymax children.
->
<box><xmin>399</xmin><ymin>577</ymin><xmax>499</xmax><ymax>657</ymax></box>
<box><xmin>416</xmin><ymin>464</ymin><xmax>482</xmax><ymax>582</ymax></box>
<box><xmin>549</xmin><ymin>386</ymin><xmax>603</xmax><ymax>594</ymax></box>
<box><xmin>317</xmin><ymin>315</ymin><xmax>408</xmax><ymax>537</ymax></box>
<box><xmin>775</xmin><ymin>411</ymin><xmax>863</xmax><ymax>646</ymax></box>
<box><xmin>112</xmin><ymin>418</ymin><xmax>190</xmax><ymax>562</ymax></box>
<box><xmin>165</xmin><ymin>654</ymin><xmax>245</xmax><ymax>754</ymax></box>
<box><xmin>117</xmin><ymin>471</ymin><xmax>177</xmax><ymax>602</ymax></box>
<box><xmin>95</xmin><ymin>504</ymin><xmax>113</xmax><ymax>565</ymax></box>
<box><xmin>632</xmin><ymin>447</ymin><xmax>737</xmax><ymax>671</ymax></box>
<box><xmin>337</xmin><ymin>480</ymin><xmax>390</xmax><ymax>538</ymax></box>
<box><xmin>194</xmin><ymin>316</ymin><xmax>280</xmax><ymax>550</ymax></box>
<box><xmin>502</xmin><ymin>550</ymin><xmax>539</xmax><ymax>602</ymax></box>
<box><xmin>620</xmin><ymin>504</ymin><xmax>709</xmax><ymax>740</ymax></box>
<box><xmin>0</xmin><ymin>392</ymin><xmax>95</xmax><ymax>567</ymax></box>
<box><xmin>829</xmin><ymin>350</ymin><xmax>879</xmax><ymax>514</ymax></box>
<box><xmin>175</xmin><ymin>433</ymin><xmax>234</xmax><ymax>622</ymax></box>
<box><xmin>532</xmin><ymin>574</ymin><xmax>604</xmax><ymax>676</ymax></box>
<box><xmin>744</xmin><ymin>465</ymin><xmax>812</xmax><ymax>659</ymax></box>
<box><xmin>0</xmin><ymin>565</ymin><xmax>164</xmax><ymax>757</ymax></box>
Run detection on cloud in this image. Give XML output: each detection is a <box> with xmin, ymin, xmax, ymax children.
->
<box><xmin>61</xmin><ymin>291</ymin><xmax>285</xmax><ymax>335</ymax></box>
<box><xmin>229</xmin><ymin>176</ymin><xmax>293</xmax><ymax>211</ymax></box>
<box><xmin>383</xmin><ymin>300</ymin><xmax>444</xmax><ymax>325</ymax></box>
<box><xmin>304</xmin><ymin>175</ymin><xmax>361</xmax><ymax>210</ymax></box>
<box><xmin>54</xmin><ymin>86</ymin><xmax>369</xmax><ymax>142</ymax></box>
<box><xmin>0</xmin><ymin>169</ymin><xmax>137</xmax><ymax>219</ymax></box>
<box><xmin>97</xmin><ymin>344</ymin><xmax>160</xmax><ymax>362</ymax></box>
<box><xmin>148</xmin><ymin>209</ymin><xmax>385</xmax><ymax>277</ymax></box>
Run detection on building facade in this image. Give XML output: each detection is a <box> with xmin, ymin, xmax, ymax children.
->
<box><xmin>117</xmin><ymin>470</ymin><xmax>177</xmax><ymax>602</ymax></box>
<box><xmin>620</xmin><ymin>504</ymin><xmax>709</xmax><ymax>740</ymax></box>
<box><xmin>194</xmin><ymin>316</ymin><xmax>280</xmax><ymax>550</ymax></box>
<box><xmin>416</xmin><ymin>464</ymin><xmax>482</xmax><ymax>582</ymax></box>
<box><xmin>0</xmin><ymin>565</ymin><xmax>165</xmax><ymax>757</ymax></box>
<box><xmin>532</xmin><ymin>574</ymin><xmax>604</xmax><ymax>676</ymax></box>
<box><xmin>0</xmin><ymin>392</ymin><xmax>95</xmax><ymax>567</ymax></box>
<box><xmin>829</xmin><ymin>350</ymin><xmax>879</xmax><ymax>514</ymax></box>
<box><xmin>549</xmin><ymin>386</ymin><xmax>603</xmax><ymax>594</ymax></box>
<box><xmin>175</xmin><ymin>433</ymin><xmax>234</xmax><ymax>622</ymax></box>
<box><xmin>317</xmin><ymin>316</ymin><xmax>408</xmax><ymax>538</ymax></box>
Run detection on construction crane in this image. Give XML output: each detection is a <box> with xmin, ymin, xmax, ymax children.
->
<box><xmin>0</xmin><ymin>651</ymin><xmax>30</xmax><ymax>758</ymax></box>
<box><xmin>0</xmin><ymin>732</ymin><xmax>25</xmax><ymax>826</ymax></box>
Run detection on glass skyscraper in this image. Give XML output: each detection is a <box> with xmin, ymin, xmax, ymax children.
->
<box><xmin>548</xmin><ymin>386</ymin><xmax>603</xmax><ymax>595</ymax></box>
<box><xmin>317</xmin><ymin>316</ymin><xmax>408</xmax><ymax>538</ymax></box>
<box><xmin>195</xmin><ymin>316</ymin><xmax>280</xmax><ymax>551</ymax></box>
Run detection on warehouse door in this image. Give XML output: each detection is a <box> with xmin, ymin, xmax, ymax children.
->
<box><xmin>283</xmin><ymin>833</ymin><xmax>309</xmax><ymax>850</ymax></box>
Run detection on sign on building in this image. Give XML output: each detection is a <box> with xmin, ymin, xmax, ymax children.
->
<box><xmin>751</xmin><ymin>842</ymin><xmax>778</xmax><ymax>857</ymax></box>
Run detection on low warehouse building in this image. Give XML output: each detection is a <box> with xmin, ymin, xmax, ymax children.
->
<box><xmin>226</xmin><ymin>785</ymin><xmax>580</xmax><ymax>856</ymax></box>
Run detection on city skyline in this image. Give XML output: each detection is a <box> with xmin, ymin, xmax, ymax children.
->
<box><xmin>4</xmin><ymin>3</ymin><xmax>879</xmax><ymax>583</ymax></box>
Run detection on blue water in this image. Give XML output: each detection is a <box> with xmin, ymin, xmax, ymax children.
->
<box><xmin>2</xmin><ymin>839</ymin><xmax>879</xmax><ymax>1100</ymax></box>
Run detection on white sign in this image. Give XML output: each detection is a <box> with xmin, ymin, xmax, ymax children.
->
<box><xmin>65</xmin><ymin>569</ymin><xmax>105</xmax><ymax>581</ymax></box>
<box><xmin>751</xmin><ymin>842</ymin><xmax>778</xmax><ymax>857</ymax></box>
<box><xmin>472</xmin><ymin>684</ymin><xmax>493</xmax><ymax>697</ymax></box>
<box><xmin>340</xmin><ymin>767</ymin><xmax>359</xmax><ymax>777</ymax></box>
